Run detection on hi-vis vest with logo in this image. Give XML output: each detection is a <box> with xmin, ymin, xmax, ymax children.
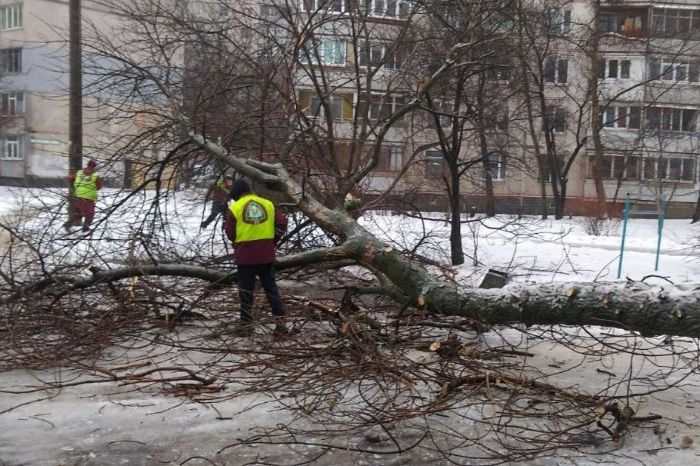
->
<box><xmin>229</xmin><ymin>194</ymin><xmax>275</xmax><ymax>243</ymax></box>
<box><xmin>74</xmin><ymin>170</ymin><xmax>99</xmax><ymax>201</ymax></box>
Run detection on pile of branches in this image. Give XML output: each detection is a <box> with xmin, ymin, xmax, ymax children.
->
<box><xmin>0</xmin><ymin>267</ymin><xmax>688</xmax><ymax>464</ymax></box>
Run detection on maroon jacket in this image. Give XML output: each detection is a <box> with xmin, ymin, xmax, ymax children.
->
<box><xmin>207</xmin><ymin>181</ymin><xmax>231</xmax><ymax>205</ymax></box>
<box><xmin>224</xmin><ymin>201</ymin><xmax>287</xmax><ymax>265</ymax></box>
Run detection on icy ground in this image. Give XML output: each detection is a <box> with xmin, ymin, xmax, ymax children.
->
<box><xmin>1</xmin><ymin>187</ymin><xmax>700</xmax><ymax>465</ymax></box>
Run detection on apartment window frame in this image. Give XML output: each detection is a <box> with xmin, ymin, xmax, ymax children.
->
<box><xmin>0</xmin><ymin>134</ymin><xmax>24</xmax><ymax>160</ymax></box>
<box><xmin>358</xmin><ymin>0</ymin><xmax>414</xmax><ymax>19</ymax></box>
<box><xmin>377</xmin><ymin>145</ymin><xmax>404</xmax><ymax>171</ymax></box>
<box><xmin>485</xmin><ymin>63</ymin><xmax>512</xmax><ymax>81</ymax></box>
<box><xmin>425</xmin><ymin>150</ymin><xmax>444</xmax><ymax>178</ymax></box>
<box><xmin>0</xmin><ymin>91</ymin><xmax>24</xmax><ymax>116</ymax></box>
<box><xmin>599</xmin><ymin>11</ymin><xmax>644</xmax><ymax>35</ymax></box>
<box><xmin>432</xmin><ymin>101</ymin><xmax>452</xmax><ymax>129</ymax></box>
<box><xmin>302</xmin><ymin>0</ymin><xmax>345</xmax><ymax>14</ymax></box>
<box><xmin>0</xmin><ymin>3</ymin><xmax>22</xmax><ymax>30</ymax></box>
<box><xmin>645</xmin><ymin>107</ymin><xmax>697</xmax><ymax>132</ymax></box>
<box><xmin>484</xmin><ymin>9</ymin><xmax>515</xmax><ymax>33</ymax></box>
<box><xmin>300</xmin><ymin>38</ymin><xmax>347</xmax><ymax>66</ymax></box>
<box><xmin>487</xmin><ymin>151</ymin><xmax>506</xmax><ymax>181</ymax></box>
<box><xmin>357</xmin><ymin>94</ymin><xmax>405</xmax><ymax>122</ymax></box>
<box><xmin>309</xmin><ymin>94</ymin><xmax>347</xmax><ymax>120</ymax></box>
<box><xmin>652</xmin><ymin>8</ymin><xmax>700</xmax><ymax>36</ymax></box>
<box><xmin>598</xmin><ymin>58</ymin><xmax>631</xmax><ymax>79</ymax></box>
<box><xmin>547</xmin><ymin>8</ymin><xmax>571</xmax><ymax>35</ymax></box>
<box><xmin>599</xmin><ymin>154</ymin><xmax>640</xmax><ymax>179</ymax></box>
<box><xmin>601</xmin><ymin>105</ymin><xmax>641</xmax><ymax>129</ymax></box>
<box><xmin>544</xmin><ymin>57</ymin><xmax>568</xmax><ymax>84</ymax></box>
<box><xmin>389</xmin><ymin>145</ymin><xmax>403</xmax><ymax>171</ymax></box>
<box><xmin>649</xmin><ymin>57</ymin><xmax>699</xmax><ymax>83</ymax></box>
<box><xmin>260</xmin><ymin>4</ymin><xmax>281</xmax><ymax>21</ymax></box>
<box><xmin>491</xmin><ymin>105</ymin><xmax>509</xmax><ymax>131</ymax></box>
<box><xmin>0</xmin><ymin>47</ymin><xmax>22</xmax><ymax>73</ymax></box>
<box><xmin>358</xmin><ymin>43</ymin><xmax>401</xmax><ymax>70</ymax></box>
<box><xmin>644</xmin><ymin>156</ymin><xmax>695</xmax><ymax>182</ymax></box>
<box><xmin>543</xmin><ymin>106</ymin><xmax>566</xmax><ymax>133</ymax></box>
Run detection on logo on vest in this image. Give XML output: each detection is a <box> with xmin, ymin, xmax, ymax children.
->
<box><xmin>242</xmin><ymin>200</ymin><xmax>268</xmax><ymax>225</ymax></box>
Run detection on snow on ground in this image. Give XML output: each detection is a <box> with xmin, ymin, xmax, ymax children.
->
<box><xmin>360</xmin><ymin>210</ymin><xmax>700</xmax><ymax>285</ymax></box>
<box><xmin>1</xmin><ymin>187</ymin><xmax>700</xmax><ymax>465</ymax></box>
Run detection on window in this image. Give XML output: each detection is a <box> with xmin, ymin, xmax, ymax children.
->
<box><xmin>358</xmin><ymin>43</ymin><xmax>401</xmax><ymax>70</ymax></box>
<box><xmin>492</xmin><ymin>105</ymin><xmax>509</xmax><ymax>131</ymax></box>
<box><xmin>645</xmin><ymin>157</ymin><xmax>695</xmax><ymax>181</ymax></box>
<box><xmin>377</xmin><ymin>145</ymin><xmax>403</xmax><ymax>171</ymax></box>
<box><xmin>487</xmin><ymin>151</ymin><xmax>506</xmax><ymax>180</ymax></box>
<box><xmin>484</xmin><ymin>9</ymin><xmax>515</xmax><ymax>33</ymax></box>
<box><xmin>544</xmin><ymin>57</ymin><xmax>568</xmax><ymax>84</ymax></box>
<box><xmin>260</xmin><ymin>4</ymin><xmax>280</xmax><ymax>21</ymax></box>
<box><xmin>548</xmin><ymin>8</ymin><xmax>571</xmax><ymax>35</ymax></box>
<box><xmin>357</xmin><ymin>94</ymin><xmax>405</xmax><ymax>122</ymax></box>
<box><xmin>485</xmin><ymin>63</ymin><xmax>511</xmax><ymax>81</ymax></box>
<box><xmin>425</xmin><ymin>150</ymin><xmax>444</xmax><ymax>178</ymax></box>
<box><xmin>302</xmin><ymin>0</ymin><xmax>344</xmax><ymax>13</ymax></box>
<box><xmin>599</xmin><ymin>11</ymin><xmax>644</xmax><ymax>35</ymax></box>
<box><xmin>310</xmin><ymin>95</ymin><xmax>343</xmax><ymax>120</ymax></box>
<box><xmin>389</xmin><ymin>146</ymin><xmax>403</xmax><ymax>171</ymax></box>
<box><xmin>652</xmin><ymin>8</ymin><xmax>700</xmax><ymax>36</ymax></box>
<box><xmin>0</xmin><ymin>91</ymin><xmax>24</xmax><ymax>116</ymax></box>
<box><xmin>598</xmin><ymin>59</ymin><xmax>631</xmax><ymax>79</ymax></box>
<box><xmin>433</xmin><ymin>101</ymin><xmax>452</xmax><ymax>129</ymax></box>
<box><xmin>0</xmin><ymin>3</ymin><xmax>22</xmax><ymax>30</ymax></box>
<box><xmin>649</xmin><ymin>58</ymin><xmax>699</xmax><ymax>83</ymax></box>
<box><xmin>0</xmin><ymin>134</ymin><xmax>23</xmax><ymax>159</ymax></box>
<box><xmin>300</xmin><ymin>39</ymin><xmax>346</xmax><ymax>66</ymax></box>
<box><xmin>599</xmin><ymin>155</ymin><xmax>639</xmax><ymax>179</ymax></box>
<box><xmin>646</xmin><ymin>107</ymin><xmax>697</xmax><ymax>132</ymax></box>
<box><xmin>543</xmin><ymin>106</ymin><xmax>566</xmax><ymax>133</ymax></box>
<box><xmin>299</xmin><ymin>90</ymin><xmax>353</xmax><ymax>120</ymax></box>
<box><xmin>600</xmin><ymin>106</ymin><xmax>640</xmax><ymax>129</ymax></box>
<box><xmin>358</xmin><ymin>0</ymin><xmax>413</xmax><ymax>19</ymax></box>
<box><xmin>0</xmin><ymin>48</ymin><xmax>21</xmax><ymax>73</ymax></box>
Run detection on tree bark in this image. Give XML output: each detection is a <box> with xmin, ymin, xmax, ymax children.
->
<box><xmin>448</xmin><ymin>165</ymin><xmax>465</xmax><ymax>266</ymax></box>
<box><xmin>589</xmin><ymin>1</ymin><xmax>609</xmax><ymax>218</ymax></box>
<box><xmin>56</xmin><ymin>252</ymin><xmax>700</xmax><ymax>339</ymax></box>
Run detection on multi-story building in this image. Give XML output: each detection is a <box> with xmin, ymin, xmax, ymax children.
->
<box><xmin>589</xmin><ymin>0</ymin><xmax>700</xmax><ymax>215</ymax></box>
<box><xmin>0</xmin><ymin>0</ymin><xmax>124</xmax><ymax>184</ymax></box>
<box><xmin>151</xmin><ymin>1</ymin><xmax>700</xmax><ymax>216</ymax></box>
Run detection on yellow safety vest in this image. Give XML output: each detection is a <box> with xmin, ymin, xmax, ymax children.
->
<box><xmin>229</xmin><ymin>194</ymin><xmax>275</xmax><ymax>243</ymax></box>
<box><xmin>74</xmin><ymin>170</ymin><xmax>99</xmax><ymax>201</ymax></box>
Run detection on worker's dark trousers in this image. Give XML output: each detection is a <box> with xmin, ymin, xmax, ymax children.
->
<box><xmin>237</xmin><ymin>263</ymin><xmax>285</xmax><ymax>323</ymax></box>
<box><xmin>201</xmin><ymin>202</ymin><xmax>227</xmax><ymax>228</ymax></box>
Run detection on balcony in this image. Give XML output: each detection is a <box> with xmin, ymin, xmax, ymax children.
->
<box><xmin>598</xmin><ymin>7</ymin><xmax>649</xmax><ymax>38</ymax></box>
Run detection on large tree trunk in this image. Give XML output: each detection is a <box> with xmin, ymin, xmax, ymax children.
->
<box><xmin>70</xmin><ymin>234</ymin><xmax>700</xmax><ymax>339</ymax></box>
<box><xmin>692</xmin><ymin>189</ymin><xmax>700</xmax><ymax>223</ymax></box>
<box><xmin>589</xmin><ymin>1</ymin><xmax>609</xmax><ymax>219</ymax></box>
<box><xmin>448</xmin><ymin>164</ymin><xmax>465</xmax><ymax>266</ymax></box>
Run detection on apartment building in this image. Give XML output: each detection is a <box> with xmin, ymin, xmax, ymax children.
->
<box><xmin>184</xmin><ymin>0</ymin><xmax>700</xmax><ymax>216</ymax></box>
<box><xmin>590</xmin><ymin>0</ymin><xmax>700</xmax><ymax>214</ymax></box>
<box><xmin>0</xmin><ymin>0</ymin><xmax>124</xmax><ymax>184</ymax></box>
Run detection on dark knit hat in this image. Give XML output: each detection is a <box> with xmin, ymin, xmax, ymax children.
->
<box><xmin>87</xmin><ymin>160</ymin><xmax>97</xmax><ymax>168</ymax></box>
<box><xmin>229</xmin><ymin>179</ymin><xmax>251</xmax><ymax>200</ymax></box>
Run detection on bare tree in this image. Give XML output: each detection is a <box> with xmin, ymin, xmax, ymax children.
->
<box><xmin>1</xmin><ymin>2</ymin><xmax>700</xmax><ymax>463</ymax></box>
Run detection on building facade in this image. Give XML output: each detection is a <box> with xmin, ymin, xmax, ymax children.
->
<box><xmin>0</xmin><ymin>0</ymin><xmax>123</xmax><ymax>184</ymax></box>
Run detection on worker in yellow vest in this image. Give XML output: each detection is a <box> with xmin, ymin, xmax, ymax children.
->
<box><xmin>64</xmin><ymin>159</ymin><xmax>103</xmax><ymax>232</ymax></box>
<box><xmin>224</xmin><ymin>179</ymin><xmax>289</xmax><ymax>337</ymax></box>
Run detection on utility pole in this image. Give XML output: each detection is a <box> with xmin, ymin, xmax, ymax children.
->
<box><xmin>67</xmin><ymin>0</ymin><xmax>82</xmax><ymax>219</ymax></box>
<box><xmin>69</xmin><ymin>0</ymin><xmax>82</xmax><ymax>176</ymax></box>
